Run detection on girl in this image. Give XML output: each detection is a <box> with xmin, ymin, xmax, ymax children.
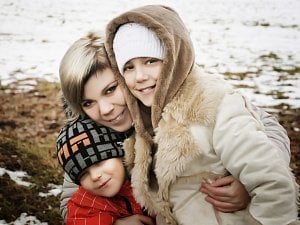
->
<box><xmin>105</xmin><ymin>5</ymin><xmax>298</xmax><ymax>225</ymax></box>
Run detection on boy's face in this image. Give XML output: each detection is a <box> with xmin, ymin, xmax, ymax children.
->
<box><xmin>81</xmin><ymin>68</ymin><xmax>133</xmax><ymax>132</ymax></box>
<box><xmin>79</xmin><ymin>158</ymin><xmax>125</xmax><ymax>197</ymax></box>
<box><xmin>123</xmin><ymin>57</ymin><xmax>163</xmax><ymax>107</ymax></box>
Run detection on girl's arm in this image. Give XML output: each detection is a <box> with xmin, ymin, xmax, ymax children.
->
<box><xmin>201</xmin><ymin>103</ymin><xmax>291</xmax><ymax>212</ymax></box>
<box><xmin>212</xmin><ymin>93</ymin><xmax>297</xmax><ymax>224</ymax></box>
<box><xmin>249</xmin><ymin>103</ymin><xmax>290</xmax><ymax>163</ymax></box>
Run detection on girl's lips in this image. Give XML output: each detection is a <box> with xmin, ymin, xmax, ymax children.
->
<box><xmin>138</xmin><ymin>85</ymin><xmax>155</xmax><ymax>94</ymax></box>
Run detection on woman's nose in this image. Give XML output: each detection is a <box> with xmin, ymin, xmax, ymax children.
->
<box><xmin>98</xmin><ymin>100</ymin><xmax>114</xmax><ymax>115</ymax></box>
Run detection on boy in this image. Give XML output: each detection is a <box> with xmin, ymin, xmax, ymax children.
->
<box><xmin>56</xmin><ymin>118</ymin><xmax>154</xmax><ymax>225</ymax></box>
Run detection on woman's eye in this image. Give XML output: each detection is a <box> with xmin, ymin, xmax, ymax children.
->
<box><xmin>81</xmin><ymin>101</ymin><xmax>92</xmax><ymax>108</ymax></box>
<box><xmin>106</xmin><ymin>85</ymin><xmax>117</xmax><ymax>94</ymax></box>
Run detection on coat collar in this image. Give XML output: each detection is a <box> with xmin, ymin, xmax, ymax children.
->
<box><xmin>105</xmin><ymin>5</ymin><xmax>195</xmax><ymax>139</ymax></box>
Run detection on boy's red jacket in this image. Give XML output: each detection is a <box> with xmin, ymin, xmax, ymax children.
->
<box><xmin>67</xmin><ymin>180</ymin><xmax>144</xmax><ymax>225</ymax></box>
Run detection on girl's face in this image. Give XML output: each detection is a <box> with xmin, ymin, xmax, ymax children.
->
<box><xmin>82</xmin><ymin>68</ymin><xmax>132</xmax><ymax>132</ymax></box>
<box><xmin>123</xmin><ymin>57</ymin><xmax>163</xmax><ymax>107</ymax></box>
<box><xmin>79</xmin><ymin>158</ymin><xmax>125</xmax><ymax>197</ymax></box>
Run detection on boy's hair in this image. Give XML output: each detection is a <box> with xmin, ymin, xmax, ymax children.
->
<box><xmin>59</xmin><ymin>31</ymin><xmax>111</xmax><ymax>122</ymax></box>
<box><xmin>56</xmin><ymin>118</ymin><xmax>126</xmax><ymax>184</ymax></box>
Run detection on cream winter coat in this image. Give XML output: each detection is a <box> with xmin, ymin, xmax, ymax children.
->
<box><xmin>124</xmin><ymin>67</ymin><xmax>298</xmax><ymax>225</ymax></box>
<box><xmin>105</xmin><ymin>5</ymin><xmax>299</xmax><ymax>225</ymax></box>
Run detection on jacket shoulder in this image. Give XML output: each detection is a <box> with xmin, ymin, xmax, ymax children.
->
<box><xmin>166</xmin><ymin>67</ymin><xmax>233</xmax><ymax>125</ymax></box>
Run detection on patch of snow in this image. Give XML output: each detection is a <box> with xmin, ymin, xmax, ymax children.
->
<box><xmin>0</xmin><ymin>213</ymin><xmax>47</xmax><ymax>225</ymax></box>
<box><xmin>39</xmin><ymin>183</ymin><xmax>62</xmax><ymax>197</ymax></box>
<box><xmin>0</xmin><ymin>168</ymin><xmax>32</xmax><ymax>187</ymax></box>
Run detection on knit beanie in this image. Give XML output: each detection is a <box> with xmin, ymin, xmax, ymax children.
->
<box><xmin>113</xmin><ymin>23</ymin><xmax>165</xmax><ymax>75</ymax></box>
<box><xmin>56</xmin><ymin>118</ymin><xmax>128</xmax><ymax>184</ymax></box>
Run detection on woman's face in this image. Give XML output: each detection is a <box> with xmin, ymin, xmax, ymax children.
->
<box><xmin>81</xmin><ymin>68</ymin><xmax>133</xmax><ymax>132</ymax></box>
<box><xmin>123</xmin><ymin>57</ymin><xmax>163</xmax><ymax>107</ymax></box>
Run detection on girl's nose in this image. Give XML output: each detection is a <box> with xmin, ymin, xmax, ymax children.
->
<box><xmin>135</xmin><ymin>66</ymin><xmax>148</xmax><ymax>82</ymax></box>
<box><xmin>98</xmin><ymin>100</ymin><xmax>114</xmax><ymax>115</ymax></box>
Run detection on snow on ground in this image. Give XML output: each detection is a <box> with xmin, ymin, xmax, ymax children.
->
<box><xmin>0</xmin><ymin>0</ymin><xmax>299</xmax><ymax>107</ymax></box>
<box><xmin>0</xmin><ymin>213</ymin><xmax>47</xmax><ymax>225</ymax></box>
<box><xmin>0</xmin><ymin>169</ymin><xmax>61</xmax><ymax>225</ymax></box>
<box><xmin>0</xmin><ymin>168</ymin><xmax>31</xmax><ymax>187</ymax></box>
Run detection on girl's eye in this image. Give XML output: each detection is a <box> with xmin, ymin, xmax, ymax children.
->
<box><xmin>146</xmin><ymin>58</ymin><xmax>160</xmax><ymax>64</ymax></box>
<box><xmin>123</xmin><ymin>64</ymin><xmax>134</xmax><ymax>73</ymax></box>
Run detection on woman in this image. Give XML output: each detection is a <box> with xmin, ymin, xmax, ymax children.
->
<box><xmin>105</xmin><ymin>5</ymin><xmax>298</xmax><ymax>225</ymax></box>
<box><xmin>58</xmin><ymin>31</ymin><xmax>292</xmax><ymax>224</ymax></box>
<box><xmin>59</xmin><ymin>32</ymin><xmax>151</xmax><ymax>225</ymax></box>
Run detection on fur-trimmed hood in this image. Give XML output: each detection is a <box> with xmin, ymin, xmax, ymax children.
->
<box><xmin>105</xmin><ymin>5</ymin><xmax>195</xmax><ymax>138</ymax></box>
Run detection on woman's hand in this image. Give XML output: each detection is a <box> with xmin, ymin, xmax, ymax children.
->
<box><xmin>200</xmin><ymin>175</ymin><xmax>250</xmax><ymax>212</ymax></box>
<box><xmin>113</xmin><ymin>214</ymin><xmax>155</xmax><ymax>225</ymax></box>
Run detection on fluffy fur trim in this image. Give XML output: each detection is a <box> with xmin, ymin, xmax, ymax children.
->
<box><xmin>105</xmin><ymin>5</ymin><xmax>195</xmax><ymax>137</ymax></box>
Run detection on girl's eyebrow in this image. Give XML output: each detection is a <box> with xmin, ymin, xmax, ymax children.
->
<box><xmin>124</xmin><ymin>61</ymin><xmax>131</xmax><ymax>67</ymax></box>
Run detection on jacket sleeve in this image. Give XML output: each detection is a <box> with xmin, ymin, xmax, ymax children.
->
<box><xmin>213</xmin><ymin>92</ymin><xmax>298</xmax><ymax>225</ymax></box>
<box><xmin>60</xmin><ymin>173</ymin><xmax>78</xmax><ymax>222</ymax></box>
<box><xmin>249</xmin><ymin>103</ymin><xmax>290</xmax><ymax>164</ymax></box>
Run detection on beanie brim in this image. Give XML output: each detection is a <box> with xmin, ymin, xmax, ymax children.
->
<box><xmin>56</xmin><ymin>118</ymin><xmax>127</xmax><ymax>184</ymax></box>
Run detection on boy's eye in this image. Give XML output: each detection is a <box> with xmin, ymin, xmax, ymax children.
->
<box><xmin>79</xmin><ymin>171</ymin><xmax>87</xmax><ymax>181</ymax></box>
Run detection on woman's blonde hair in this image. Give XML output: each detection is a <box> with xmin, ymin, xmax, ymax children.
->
<box><xmin>59</xmin><ymin>31</ymin><xmax>111</xmax><ymax>122</ymax></box>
